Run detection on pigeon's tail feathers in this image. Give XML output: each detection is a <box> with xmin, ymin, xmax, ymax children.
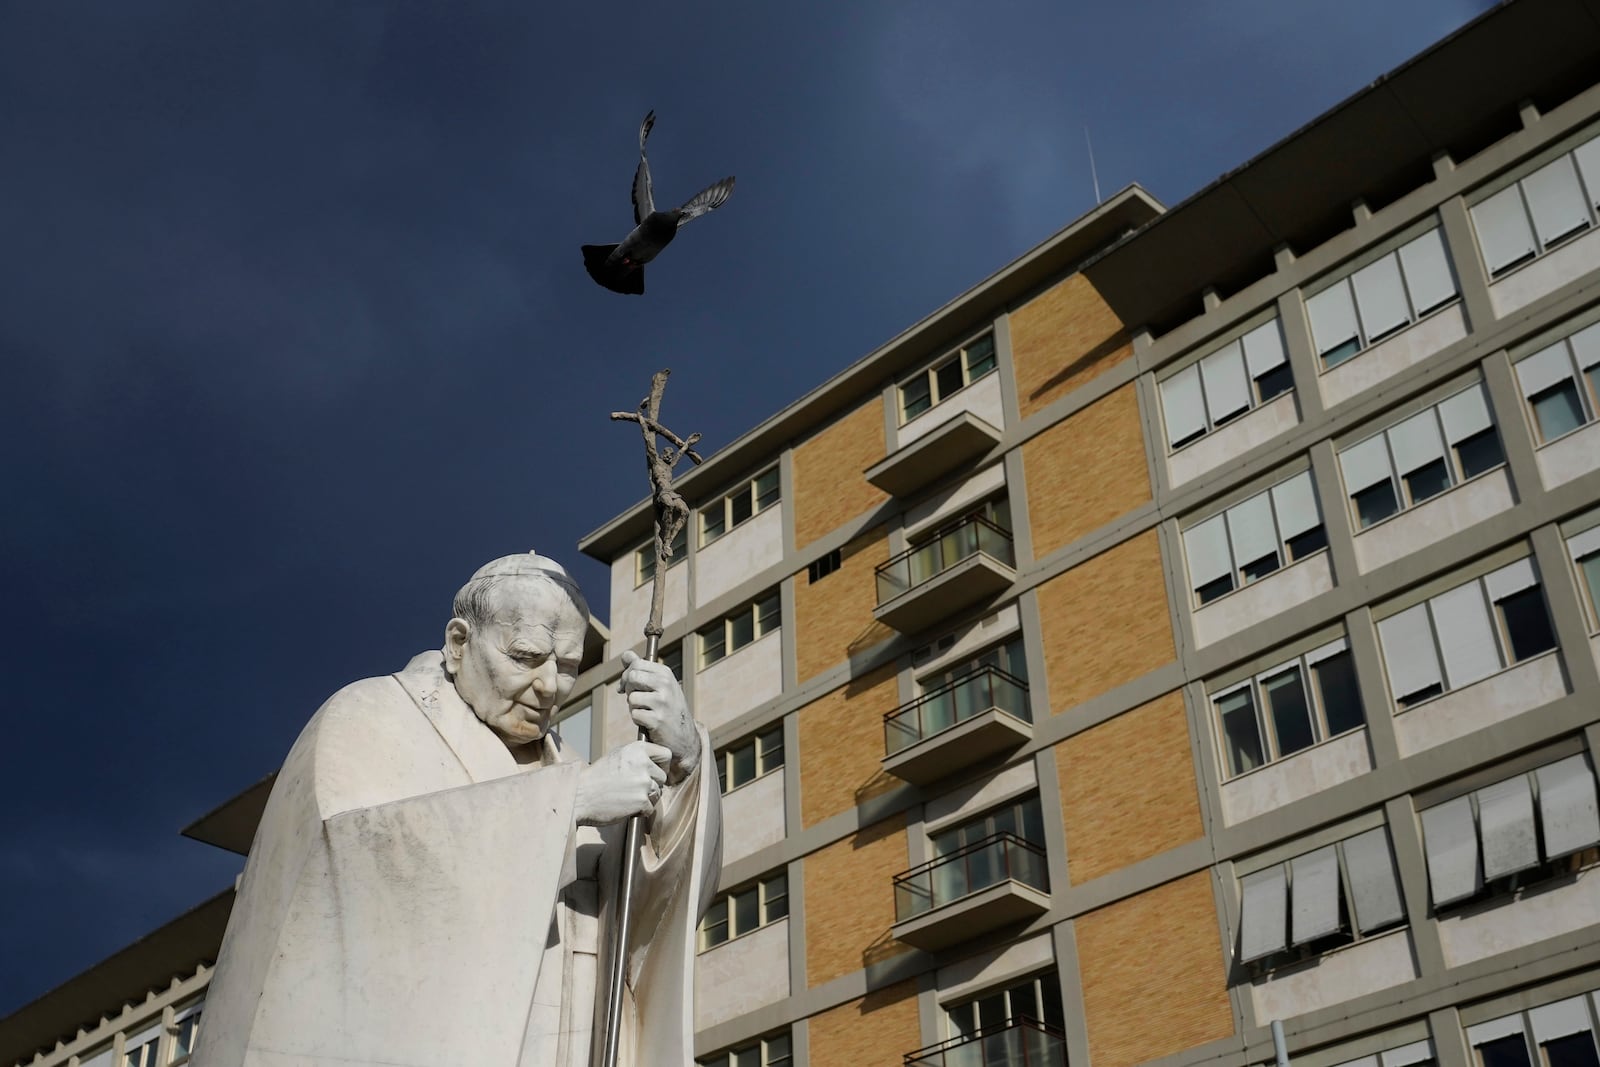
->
<box><xmin>676</xmin><ymin>176</ymin><xmax>735</xmax><ymax>224</ymax></box>
<box><xmin>581</xmin><ymin>244</ymin><xmax>645</xmax><ymax>295</ymax></box>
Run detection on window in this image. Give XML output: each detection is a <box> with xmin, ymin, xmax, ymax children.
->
<box><xmin>699</xmin><ymin>591</ymin><xmax>780</xmax><ymax>668</ymax></box>
<box><xmin>1237</xmin><ymin>825</ymin><xmax>1406</xmax><ymax>969</ymax></box>
<box><xmin>555</xmin><ymin>701</ymin><xmax>592</xmax><ymax>763</ymax></box>
<box><xmin>1569</xmin><ymin>526</ymin><xmax>1600</xmax><ymax>630</ymax></box>
<box><xmin>807</xmin><ymin>547</ymin><xmax>841</xmax><ymax>583</ymax></box>
<box><xmin>1211</xmin><ymin>639</ymin><xmax>1365</xmax><ymax>778</ymax></box>
<box><xmin>1376</xmin><ymin>557</ymin><xmax>1557</xmax><ymax>708</ymax></box>
<box><xmin>171</xmin><ymin>1004</ymin><xmax>202</xmax><ymax>1065</ymax></box>
<box><xmin>698</xmin><ymin>1032</ymin><xmax>793</xmax><ymax>1067</ymax></box>
<box><xmin>931</xmin><ymin>794</ymin><xmax>1045</xmax><ymax>856</ymax></box>
<box><xmin>900</xmin><ymin>333</ymin><xmax>998</xmax><ymax>422</ymax></box>
<box><xmin>1515</xmin><ymin>322</ymin><xmax>1600</xmax><ymax>444</ymax></box>
<box><xmin>634</xmin><ymin>525</ymin><xmax>688</xmax><ymax>586</ymax></box>
<box><xmin>899</xmin><ymin>496</ymin><xmax>1015</xmax><ymax>590</ymax></box>
<box><xmin>1467</xmin><ymin>993</ymin><xmax>1600</xmax><ymax>1067</ymax></box>
<box><xmin>946</xmin><ymin>970</ymin><xmax>1065</xmax><ymax>1038</ymax></box>
<box><xmin>1182</xmin><ymin>470</ymin><xmax>1325</xmax><ymax>607</ymax></box>
<box><xmin>699</xmin><ymin>871</ymin><xmax>788</xmax><ymax>950</ymax></box>
<box><xmin>1471</xmin><ymin>131</ymin><xmax>1600</xmax><ymax>277</ymax></box>
<box><xmin>918</xmin><ymin>794</ymin><xmax>1049</xmax><ymax>910</ymax></box>
<box><xmin>716</xmin><ymin>724</ymin><xmax>784</xmax><ymax>793</ymax></box>
<box><xmin>659</xmin><ymin>642</ymin><xmax>683</xmax><ymax>680</ymax></box>
<box><xmin>1329</xmin><ymin>1039</ymin><xmax>1437</xmax><ymax>1067</ymax></box>
<box><xmin>702</xmin><ymin>468</ymin><xmax>780</xmax><ymax>545</ymax></box>
<box><xmin>1420</xmin><ymin>754</ymin><xmax>1600</xmax><ymax>908</ymax></box>
<box><xmin>1158</xmin><ymin>318</ymin><xmax>1292</xmax><ymax>450</ymax></box>
<box><xmin>1306</xmin><ymin>227</ymin><xmax>1460</xmax><ymax>368</ymax></box>
<box><xmin>122</xmin><ymin>1028</ymin><xmax>161</xmax><ymax>1067</ymax></box>
<box><xmin>1338</xmin><ymin>382</ymin><xmax>1505</xmax><ymax>531</ymax></box>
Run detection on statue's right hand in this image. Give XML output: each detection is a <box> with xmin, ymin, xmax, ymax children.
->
<box><xmin>574</xmin><ymin>740</ymin><xmax>672</xmax><ymax>826</ymax></box>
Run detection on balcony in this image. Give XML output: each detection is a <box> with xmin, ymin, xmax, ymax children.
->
<box><xmin>875</xmin><ymin>516</ymin><xmax>1016</xmax><ymax>632</ymax></box>
<box><xmin>891</xmin><ymin>832</ymin><xmax>1050</xmax><ymax>951</ymax></box>
<box><xmin>904</xmin><ymin>1019</ymin><xmax>1069</xmax><ymax>1067</ymax></box>
<box><xmin>866</xmin><ymin>410</ymin><xmax>1003</xmax><ymax>498</ymax></box>
<box><xmin>883</xmin><ymin>667</ymin><xmax>1033</xmax><ymax>785</ymax></box>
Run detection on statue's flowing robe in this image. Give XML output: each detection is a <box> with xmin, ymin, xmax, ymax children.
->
<box><xmin>195</xmin><ymin>652</ymin><xmax>722</xmax><ymax>1067</ymax></box>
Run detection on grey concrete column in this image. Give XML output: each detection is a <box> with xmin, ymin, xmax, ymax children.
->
<box><xmin>783</xmin><ymin>713</ymin><xmax>804</xmax><ymax>844</ymax></box>
<box><xmin>917</xmin><ymin>970</ymin><xmax>941</xmax><ymax>1047</ymax></box>
<box><xmin>1531</xmin><ymin>524</ymin><xmax>1600</xmax><ymax>692</ymax></box>
<box><xmin>882</xmin><ymin>384</ymin><xmax>901</xmax><ymax>456</ymax></box>
<box><xmin>780</xmin><ymin>447</ymin><xmax>798</xmax><ymax>560</ymax></box>
<box><xmin>1383</xmin><ymin>794</ymin><xmax>1448</xmax><ymax>976</ymax></box>
<box><xmin>1135</xmin><ymin>369</ymin><xmax>1170</xmax><ymax>503</ymax></box>
<box><xmin>1480</xmin><ymin>350</ymin><xmax>1544</xmax><ymax>506</ymax></box>
<box><xmin>1344</xmin><ymin>606</ymin><xmax>1402</xmax><ymax>768</ymax></box>
<box><xmin>1035</xmin><ymin>746</ymin><xmax>1073</xmax><ymax>892</ymax></box>
<box><xmin>1156</xmin><ymin>518</ymin><xmax>1199</xmax><ymax>667</ymax></box>
<box><xmin>1005</xmin><ymin>447</ymin><xmax>1037</xmax><ymax>569</ymax></box>
<box><xmin>995</xmin><ymin>312</ymin><xmax>1023</xmax><ymax>431</ymax></box>
<box><xmin>1181</xmin><ymin>681</ymin><xmax>1227</xmax><ymax>839</ymax></box>
<box><xmin>1309</xmin><ymin>442</ymin><xmax>1360</xmax><ymax>587</ymax></box>
<box><xmin>1209</xmin><ymin>861</ymin><xmax>1255</xmax><ymax>1032</ymax></box>
<box><xmin>1277</xmin><ymin>288</ymin><xmax>1326</xmax><ymax>423</ymax></box>
<box><xmin>1437</xmin><ymin>197</ymin><xmax>1496</xmax><ymax>333</ymax></box>
<box><xmin>1050</xmin><ymin>921</ymin><xmax>1094</xmax><ymax>1067</ymax></box>
<box><xmin>787</xmin><ymin>856</ymin><xmax>808</xmax><ymax>995</ymax></box>
<box><xmin>780</xmin><ymin>574</ymin><xmax>799</xmax><ymax>692</ymax></box>
<box><xmin>1019</xmin><ymin>588</ymin><xmax>1054</xmax><ymax>721</ymax></box>
<box><xmin>791</xmin><ymin>1017</ymin><xmax>811</xmax><ymax>1067</ymax></box>
<box><xmin>1428</xmin><ymin>1007</ymin><xmax>1473</xmax><ymax>1067</ymax></box>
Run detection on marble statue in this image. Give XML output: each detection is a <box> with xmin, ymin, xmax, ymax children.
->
<box><xmin>195</xmin><ymin>552</ymin><xmax>723</xmax><ymax>1067</ymax></box>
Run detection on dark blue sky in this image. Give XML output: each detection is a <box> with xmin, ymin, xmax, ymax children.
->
<box><xmin>0</xmin><ymin>0</ymin><xmax>1493</xmax><ymax>1015</ymax></box>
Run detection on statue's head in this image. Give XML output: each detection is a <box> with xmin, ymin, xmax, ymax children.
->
<box><xmin>443</xmin><ymin>551</ymin><xmax>591</xmax><ymax>747</ymax></box>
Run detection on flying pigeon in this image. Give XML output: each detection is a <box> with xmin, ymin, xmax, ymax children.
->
<box><xmin>581</xmin><ymin>111</ymin><xmax>735</xmax><ymax>294</ymax></box>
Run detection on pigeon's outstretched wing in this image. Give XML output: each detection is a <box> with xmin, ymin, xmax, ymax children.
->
<box><xmin>632</xmin><ymin>110</ymin><xmax>656</xmax><ymax>226</ymax></box>
<box><xmin>675</xmin><ymin>176</ymin><xmax>735</xmax><ymax>225</ymax></box>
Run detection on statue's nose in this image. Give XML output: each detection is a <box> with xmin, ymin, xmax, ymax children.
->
<box><xmin>529</xmin><ymin>659</ymin><xmax>558</xmax><ymax>697</ymax></box>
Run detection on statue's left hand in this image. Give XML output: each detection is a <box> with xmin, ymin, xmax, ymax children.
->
<box><xmin>619</xmin><ymin>650</ymin><xmax>700</xmax><ymax>784</ymax></box>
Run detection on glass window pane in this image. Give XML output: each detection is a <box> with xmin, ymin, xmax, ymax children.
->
<box><xmin>1197</xmin><ymin>575</ymin><xmax>1235</xmax><ymax>605</ymax></box>
<box><xmin>1404</xmin><ymin>457</ymin><xmax>1453</xmax><ymax>505</ymax></box>
<box><xmin>730</xmin><ymin>486</ymin><xmax>754</xmax><ymax>527</ymax></box>
<box><xmin>764</xmin><ymin>874</ymin><xmax>789</xmax><ymax>921</ymax></box>
<box><xmin>1287</xmin><ymin>526</ymin><xmax>1328</xmax><ymax>561</ymax></box>
<box><xmin>1479</xmin><ymin>1035</ymin><xmax>1534</xmax><ymax>1067</ymax></box>
<box><xmin>701</xmin><ymin>625</ymin><xmax>727</xmax><ymax>666</ymax></box>
<box><xmin>976</xmin><ymin>991</ymin><xmax>1007</xmax><ymax>1030</ymax></box>
<box><xmin>1255</xmin><ymin>363</ymin><xmax>1295</xmax><ymax>402</ymax></box>
<box><xmin>902</xmin><ymin>375</ymin><xmax>932</xmax><ymax>420</ymax></box>
<box><xmin>1543</xmin><ymin>1033</ymin><xmax>1600</xmax><ymax>1067</ymax></box>
<box><xmin>1313</xmin><ymin>652</ymin><xmax>1365</xmax><ymax>737</ymax></box>
<box><xmin>1354</xmin><ymin>481</ymin><xmax>1401</xmax><ymax>528</ymax></box>
<box><xmin>733</xmin><ymin>1045</ymin><xmax>761</xmax><ymax>1067</ymax></box>
<box><xmin>1499</xmin><ymin>587</ymin><xmax>1557</xmax><ymax>661</ymax></box>
<box><xmin>1240</xmin><ymin>552</ymin><xmax>1280</xmax><ymax>585</ymax></box>
<box><xmin>764</xmin><ymin>1033</ymin><xmax>793</xmax><ymax>1067</ymax></box>
<box><xmin>731</xmin><ymin>742</ymin><xmax>756</xmax><ymax>788</ymax></box>
<box><xmin>1218</xmin><ymin>690</ymin><xmax>1265</xmax><ymax>776</ymax></box>
<box><xmin>949</xmin><ymin>1001</ymin><xmax>977</xmax><ymax>1035</ymax></box>
<box><xmin>733</xmin><ymin>887</ymin><xmax>760</xmax><ymax>935</ymax></box>
<box><xmin>1040</xmin><ymin>972</ymin><xmax>1064</xmax><ymax>1030</ymax></box>
<box><xmin>1456</xmin><ymin>429</ymin><xmax>1505</xmax><ymax>479</ymax></box>
<box><xmin>1532</xmin><ymin>381</ymin><xmax>1587</xmax><ymax>442</ymax></box>
<box><xmin>757</xmin><ymin>725</ymin><xmax>784</xmax><ymax>771</ymax></box>
<box><xmin>1580</xmin><ymin>553</ymin><xmax>1600</xmax><ymax>627</ymax></box>
<box><xmin>936</xmin><ymin>357</ymin><xmax>965</xmax><ymax>399</ymax></box>
<box><xmin>702</xmin><ymin>898</ymin><xmax>729</xmax><ymax>947</ymax></box>
<box><xmin>1019</xmin><ymin>795</ymin><xmax>1045</xmax><ymax>845</ymax></box>
<box><xmin>965</xmin><ymin>335</ymin><xmax>997</xmax><ymax>379</ymax></box>
<box><xmin>1262</xmin><ymin>668</ymin><xmax>1315</xmax><ymax>757</ymax></box>
<box><xmin>755</xmin><ymin>592</ymin><xmax>781</xmax><ymax>635</ymax></box>
<box><xmin>754</xmin><ymin>468</ymin><xmax>780</xmax><ymax>510</ymax></box>
<box><xmin>703</xmin><ymin>506</ymin><xmax>727</xmax><ymax>542</ymax></box>
<box><xmin>729</xmin><ymin>609</ymin><xmax>755</xmax><ymax>651</ymax></box>
<box><xmin>668</xmin><ymin>525</ymin><xmax>688</xmax><ymax>562</ymax></box>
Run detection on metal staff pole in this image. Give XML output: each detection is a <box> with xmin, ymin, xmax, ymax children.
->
<box><xmin>603</xmin><ymin>369</ymin><xmax>702</xmax><ymax>1067</ymax></box>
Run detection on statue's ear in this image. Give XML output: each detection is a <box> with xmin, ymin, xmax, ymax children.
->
<box><xmin>443</xmin><ymin>618</ymin><xmax>471</xmax><ymax>673</ymax></box>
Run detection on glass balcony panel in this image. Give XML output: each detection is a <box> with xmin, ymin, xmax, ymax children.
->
<box><xmin>876</xmin><ymin>516</ymin><xmax>1016</xmax><ymax>606</ymax></box>
<box><xmin>893</xmin><ymin>833</ymin><xmax>1048</xmax><ymax>920</ymax></box>
<box><xmin>902</xmin><ymin>1020</ymin><xmax>1067</xmax><ymax>1067</ymax></box>
<box><xmin>883</xmin><ymin>667</ymin><xmax>1032</xmax><ymax>754</ymax></box>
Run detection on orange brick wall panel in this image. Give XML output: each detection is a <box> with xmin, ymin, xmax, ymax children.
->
<box><xmin>793</xmin><ymin>399</ymin><xmax>889</xmax><ymax>550</ymax></box>
<box><xmin>798</xmin><ymin>664</ymin><xmax>901</xmax><ymax>828</ymax></box>
<box><xmin>1036</xmin><ymin>529</ymin><xmax>1174</xmax><ymax>710</ymax></box>
<box><xmin>807</xmin><ymin>979</ymin><xmax>921</xmax><ymax>1065</ymax></box>
<box><xmin>1010</xmin><ymin>273</ymin><xmax>1133</xmax><ymax>419</ymax></box>
<box><xmin>1023</xmin><ymin>383</ymin><xmax>1151</xmax><ymax>558</ymax></box>
<box><xmin>1076</xmin><ymin>872</ymin><xmax>1234</xmax><ymax>1067</ymax></box>
<box><xmin>1058</xmin><ymin>689</ymin><xmax>1203</xmax><ymax>884</ymax></box>
<box><xmin>793</xmin><ymin>526</ymin><xmax>895</xmax><ymax>684</ymax></box>
<box><xmin>804</xmin><ymin>814</ymin><xmax>913</xmax><ymax>987</ymax></box>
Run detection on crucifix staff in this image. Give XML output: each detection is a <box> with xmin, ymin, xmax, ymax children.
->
<box><xmin>602</xmin><ymin>368</ymin><xmax>703</xmax><ymax>1067</ymax></box>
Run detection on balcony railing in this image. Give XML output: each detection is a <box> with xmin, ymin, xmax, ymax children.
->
<box><xmin>904</xmin><ymin>1018</ymin><xmax>1068</xmax><ymax>1067</ymax></box>
<box><xmin>885</xmin><ymin>666</ymin><xmax>1030</xmax><ymax>756</ymax></box>
<box><xmin>876</xmin><ymin>515</ymin><xmax>1016</xmax><ymax>605</ymax></box>
<box><xmin>894</xmin><ymin>832</ymin><xmax>1049</xmax><ymax>921</ymax></box>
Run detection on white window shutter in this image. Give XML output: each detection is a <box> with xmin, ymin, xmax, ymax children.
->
<box><xmin>1515</xmin><ymin>341</ymin><xmax>1578</xmax><ymax>398</ymax></box>
<box><xmin>1226</xmin><ymin>492</ymin><xmax>1279</xmax><ymax>569</ymax></box>
<box><xmin>1398</xmin><ymin>228</ymin><xmax>1458</xmax><ymax>315</ymax></box>
<box><xmin>1382</xmin><ymin>1042</ymin><xmax>1437</xmax><ymax>1067</ymax></box>
<box><xmin>1438</xmin><ymin>383</ymin><xmax>1493</xmax><ymax>445</ymax></box>
<box><xmin>1306</xmin><ymin>282</ymin><xmax>1361</xmax><ymax>356</ymax></box>
<box><xmin>1339</xmin><ymin>434</ymin><xmax>1394</xmax><ymax>494</ymax></box>
<box><xmin>1377</xmin><ymin>604</ymin><xmax>1444</xmax><ymax>702</ymax></box>
<box><xmin>1569</xmin><ymin>525</ymin><xmax>1600</xmax><ymax>561</ymax></box>
<box><xmin>1199</xmin><ymin>342</ymin><xmax>1252</xmax><ymax>422</ymax></box>
<box><xmin>1420</xmin><ymin>796</ymin><xmax>1481</xmax><ymax>907</ymax></box>
<box><xmin>1484</xmin><ymin>557</ymin><xmax>1538</xmax><ymax>602</ymax></box>
<box><xmin>1522</xmin><ymin>155</ymin><xmax>1591</xmax><ymax>247</ymax></box>
<box><xmin>1270</xmin><ymin>471</ymin><xmax>1321</xmax><ymax>541</ymax></box>
<box><xmin>1160</xmin><ymin>365</ymin><xmax>1208</xmax><ymax>448</ymax></box>
<box><xmin>1471</xmin><ymin>185</ymin><xmax>1537</xmax><ymax>275</ymax></box>
<box><xmin>1183</xmin><ymin>515</ymin><xmax>1233</xmax><ymax>590</ymax></box>
<box><xmin>1352</xmin><ymin>253</ymin><xmax>1412</xmax><ymax>340</ymax></box>
<box><xmin>1571</xmin><ymin>321</ymin><xmax>1600</xmax><ymax>371</ymax></box>
<box><xmin>1342</xmin><ymin>827</ymin><xmax>1406</xmax><ymax>933</ymax></box>
<box><xmin>1529</xmin><ymin>996</ymin><xmax>1594</xmax><ymax>1044</ymax></box>
<box><xmin>1466</xmin><ymin>1015</ymin><xmax>1527</xmax><ymax>1048</ymax></box>
<box><xmin>1477</xmin><ymin>775</ymin><xmax>1540</xmax><ymax>880</ymax></box>
<box><xmin>1535</xmin><ymin>754</ymin><xmax>1600</xmax><ymax>858</ymax></box>
<box><xmin>1386</xmin><ymin>410</ymin><xmax>1446</xmax><ymax>476</ymax></box>
<box><xmin>1242</xmin><ymin>319</ymin><xmax>1288</xmax><ymax>379</ymax></box>
<box><xmin>1431</xmin><ymin>581</ymin><xmax>1502</xmax><ymax>690</ymax></box>
<box><xmin>1304</xmin><ymin>636</ymin><xmax>1349</xmax><ymax>665</ymax></box>
<box><xmin>79</xmin><ymin>1049</ymin><xmax>113</xmax><ymax>1067</ymax></box>
<box><xmin>1239</xmin><ymin>865</ymin><xmax>1288</xmax><ymax>963</ymax></box>
<box><xmin>1575</xmin><ymin>134</ymin><xmax>1600</xmax><ymax>209</ymax></box>
<box><xmin>1289</xmin><ymin>845</ymin><xmax>1344</xmax><ymax>944</ymax></box>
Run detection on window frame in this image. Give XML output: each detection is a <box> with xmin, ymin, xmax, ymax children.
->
<box><xmin>1210</xmin><ymin>639</ymin><xmax>1365</xmax><ymax>780</ymax></box>
<box><xmin>943</xmin><ymin>968</ymin><xmax>1065</xmax><ymax>1040</ymax></box>
<box><xmin>698</xmin><ymin>591</ymin><xmax>781</xmax><ymax>669</ymax></box>
<box><xmin>1469</xmin><ymin>130</ymin><xmax>1600</xmax><ymax>280</ymax></box>
<box><xmin>1516</xmin><ymin>324</ymin><xmax>1600</xmax><ymax>446</ymax></box>
<box><xmin>1181</xmin><ymin>469</ymin><xmax>1327</xmax><ymax>608</ymax></box>
<box><xmin>897</xmin><ymin>331</ymin><xmax>999</xmax><ymax>425</ymax></box>
<box><xmin>715</xmin><ymin>723</ymin><xmax>785</xmax><ymax>794</ymax></box>
<box><xmin>1157</xmin><ymin>317</ymin><xmax>1293</xmax><ymax>453</ymax></box>
<box><xmin>697</xmin><ymin>870</ymin><xmax>790</xmax><ymax>951</ymax></box>
<box><xmin>634</xmin><ymin>525</ymin><xmax>689</xmax><ymax>587</ymax></box>
<box><xmin>1304</xmin><ymin>226</ymin><xmax>1461</xmax><ymax>371</ymax></box>
<box><xmin>701</xmin><ymin>468</ymin><xmax>781</xmax><ymax>547</ymax></box>
<box><xmin>697</xmin><ymin>1031</ymin><xmax>794</xmax><ymax>1067</ymax></box>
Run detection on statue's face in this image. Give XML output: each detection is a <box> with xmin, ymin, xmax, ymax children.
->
<box><xmin>444</xmin><ymin>578</ymin><xmax>587</xmax><ymax>746</ymax></box>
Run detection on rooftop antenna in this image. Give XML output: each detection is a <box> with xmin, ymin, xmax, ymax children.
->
<box><xmin>1084</xmin><ymin>125</ymin><xmax>1102</xmax><ymax>205</ymax></box>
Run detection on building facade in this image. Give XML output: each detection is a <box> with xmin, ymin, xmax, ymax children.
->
<box><xmin>8</xmin><ymin>3</ymin><xmax>1600</xmax><ymax>1066</ymax></box>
